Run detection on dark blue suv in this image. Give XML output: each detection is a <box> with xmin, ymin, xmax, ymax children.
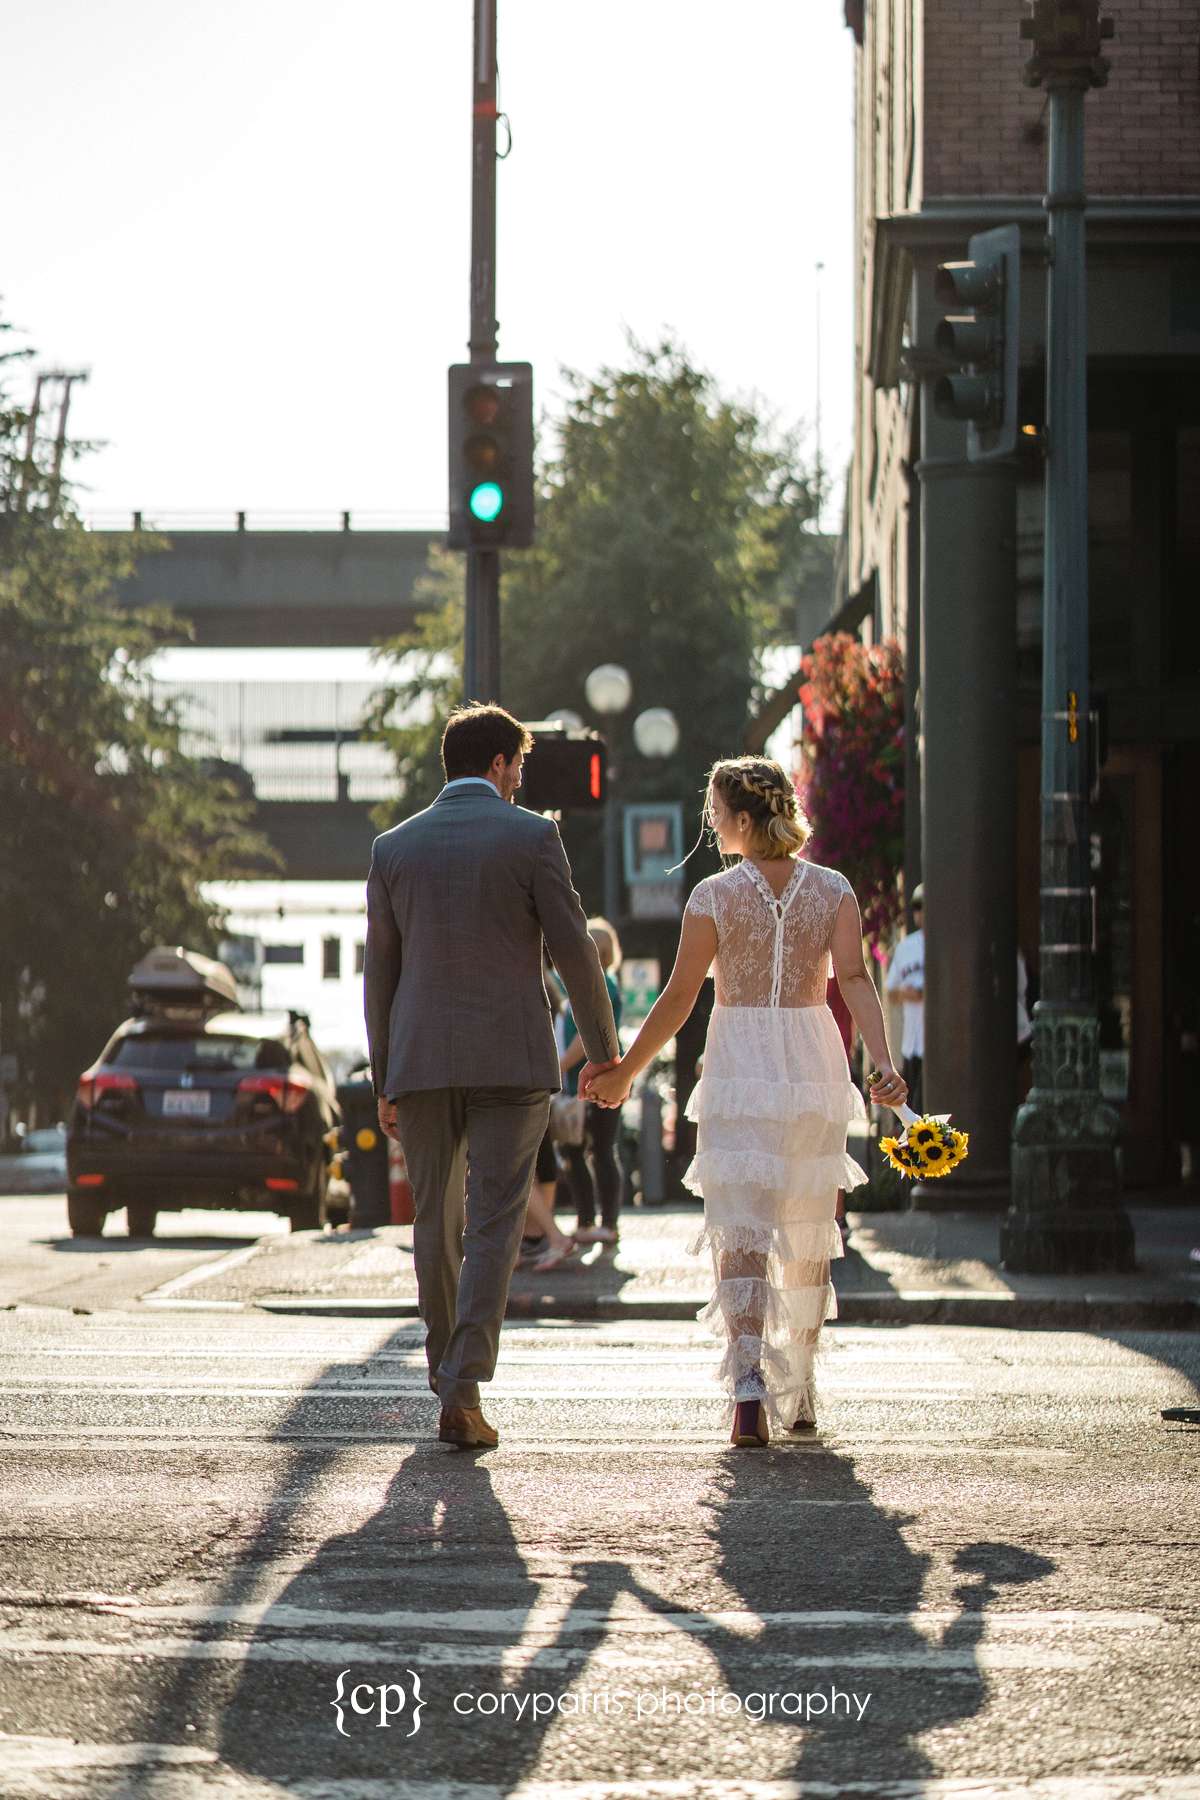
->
<box><xmin>67</xmin><ymin>1009</ymin><xmax>341</xmax><ymax>1238</ymax></box>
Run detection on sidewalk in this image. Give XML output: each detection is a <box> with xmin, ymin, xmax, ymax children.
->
<box><xmin>144</xmin><ymin>1199</ymin><xmax>1200</xmax><ymax>1329</ymax></box>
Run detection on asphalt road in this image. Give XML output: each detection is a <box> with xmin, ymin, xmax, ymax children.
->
<box><xmin>1</xmin><ymin>1196</ymin><xmax>1198</xmax><ymax>1799</ymax></box>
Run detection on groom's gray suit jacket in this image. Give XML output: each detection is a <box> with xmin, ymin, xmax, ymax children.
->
<box><xmin>364</xmin><ymin>782</ymin><xmax>619</xmax><ymax>1097</ymax></box>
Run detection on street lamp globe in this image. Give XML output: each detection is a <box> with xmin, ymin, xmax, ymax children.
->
<box><xmin>545</xmin><ymin>708</ymin><xmax>584</xmax><ymax>731</ymax></box>
<box><xmin>633</xmin><ymin>707</ymin><xmax>680</xmax><ymax>760</ymax></box>
<box><xmin>584</xmin><ymin>663</ymin><xmax>633</xmax><ymax>717</ymax></box>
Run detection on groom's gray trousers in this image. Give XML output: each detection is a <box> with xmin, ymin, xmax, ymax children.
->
<box><xmin>393</xmin><ymin>1085</ymin><xmax>551</xmax><ymax>1410</ymax></box>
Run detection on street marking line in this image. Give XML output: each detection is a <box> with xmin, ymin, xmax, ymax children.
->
<box><xmin>2</xmin><ymin>1749</ymin><xmax>1195</xmax><ymax>1800</ymax></box>
<box><xmin>0</xmin><ymin>1384</ymin><xmax>974</xmax><ymax>1399</ymax></box>
<box><xmin>0</xmin><ymin>1427</ymin><xmax>1078</xmax><ymax>1453</ymax></box>
<box><xmin>0</xmin><ymin>1734</ymin><xmax>216</xmax><ymax>1772</ymax></box>
<box><xmin>6</xmin><ymin>1596</ymin><xmax>1164</xmax><ymax>1636</ymax></box>
<box><xmin>0</xmin><ymin>1632</ymin><xmax>1099</xmax><ymax>1672</ymax></box>
<box><xmin>138</xmin><ymin>1241</ymin><xmax>270</xmax><ymax>1301</ymax></box>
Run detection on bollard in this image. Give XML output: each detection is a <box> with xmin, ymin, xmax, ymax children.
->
<box><xmin>638</xmin><ymin>1084</ymin><xmax>665</xmax><ymax>1205</ymax></box>
<box><xmin>335</xmin><ymin>1076</ymin><xmax>390</xmax><ymax>1229</ymax></box>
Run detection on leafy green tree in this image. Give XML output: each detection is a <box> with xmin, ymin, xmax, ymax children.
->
<box><xmin>0</xmin><ymin>319</ymin><xmax>272</xmax><ymax>1121</ymax></box>
<box><xmin>366</xmin><ymin>336</ymin><xmax>820</xmax><ymax>906</ymax></box>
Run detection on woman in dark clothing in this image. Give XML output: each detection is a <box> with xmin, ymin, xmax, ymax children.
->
<box><xmin>559</xmin><ymin>918</ymin><xmax>625</xmax><ymax>1244</ymax></box>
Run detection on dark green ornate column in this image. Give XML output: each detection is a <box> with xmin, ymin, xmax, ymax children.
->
<box><xmin>1002</xmin><ymin>1</ymin><xmax>1132</xmax><ymax>1272</ymax></box>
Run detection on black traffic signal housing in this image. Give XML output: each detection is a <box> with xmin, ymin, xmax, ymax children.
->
<box><xmin>519</xmin><ymin>725</ymin><xmax>607</xmax><ymax>814</ymax></box>
<box><xmin>1020</xmin><ymin>0</ymin><xmax>1113</xmax><ymax>90</ymax></box>
<box><xmin>932</xmin><ymin>223</ymin><xmax>1021</xmax><ymax>462</ymax></box>
<box><xmin>447</xmin><ymin>361</ymin><xmax>534</xmax><ymax>549</ymax></box>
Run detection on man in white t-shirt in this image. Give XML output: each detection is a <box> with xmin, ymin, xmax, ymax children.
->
<box><xmin>885</xmin><ymin>885</ymin><xmax>1036</xmax><ymax>1114</ymax></box>
<box><xmin>885</xmin><ymin>885</ymin><xmax>925</xmax><ymax>1112</ymax></box>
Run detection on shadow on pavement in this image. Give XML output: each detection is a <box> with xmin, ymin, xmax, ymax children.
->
<box><xmin>110</xmin><ymin>1306</ymin><xmax>1065</xmax><ymax>1795</ymax></box>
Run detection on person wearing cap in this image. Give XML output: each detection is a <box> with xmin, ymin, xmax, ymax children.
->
<box><xmin>885</xmin><ymin>884</ymin><xmax>925</xmax><ymax>1113</ymax></box>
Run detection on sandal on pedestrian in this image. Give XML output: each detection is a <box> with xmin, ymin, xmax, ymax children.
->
<box><xmin>574</xmin><ymin>1226</ymin><xmax>618</xmax><ymax>1246</ymax></box>
<box><xmin>530</xmin><ymin>1240</ymin><xmax>579</xmax><ymax>1274</ymax></box>
<box><xmin>730</xmin><ymin>1400</ymin><xmax>770</xmax><ymax>1447</ymax></box>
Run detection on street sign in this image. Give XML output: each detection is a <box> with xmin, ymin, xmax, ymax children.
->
<box><xmin>623</xmin><ymin>802</ymin><xmax>684</xmax><ymax>885</ymax></box>
<box><xmin>620</xmin><ymin>957</ymin><xmax>661</xmax><ymax>1019</ymax></box>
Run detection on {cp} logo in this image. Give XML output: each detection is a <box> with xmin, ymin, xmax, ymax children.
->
<box><xmin>330</xmin><ymin>1669</ymin><xmax>425</xmax><ymax>1737</ymax></box>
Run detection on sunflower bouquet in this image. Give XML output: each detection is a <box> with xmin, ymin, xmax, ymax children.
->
<box><xmin>879</xmin><ymin>1105</ymin><xmax>969</xmax><ymax>1181</ymax></box>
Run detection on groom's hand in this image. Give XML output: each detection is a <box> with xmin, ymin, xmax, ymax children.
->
<box><xmin>377</xmin><ymin>1097</ymin><xmax>400</xmax><ymax>1141</ymax></box>
<box><xmin>578</xmin><ymin>1058</ymin><xmax>618</xmax><ymax>1100</ymax></box>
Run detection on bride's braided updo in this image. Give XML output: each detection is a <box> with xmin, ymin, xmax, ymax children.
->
<box><xmin>706</xmin><ymin>756</ymin><xmax>812</xmax><ymax>860</ymax></box>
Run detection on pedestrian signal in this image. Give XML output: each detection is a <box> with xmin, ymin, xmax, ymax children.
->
<box><xmin>519</xmin><ymin>726</ymin><xmax>606</xmax><ymax>813</ymax></box>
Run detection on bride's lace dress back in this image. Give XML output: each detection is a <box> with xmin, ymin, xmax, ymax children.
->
<box><xmin>682</xmin><ymin>854</ymin><xmax>867</xmax><ymax>1433</ymax></box>
<box><xmin>687</xmin><ymin>859</ymin><xmax>854</xmax><ymax>1007</ymax></box>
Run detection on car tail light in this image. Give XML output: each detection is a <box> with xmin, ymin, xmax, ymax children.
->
<box><xmin>75</xmin><ymin>1173</ymin><xmax>106</xmax><ymax>1187</ymax></box>
<box><xmin>265</xmin><ymin>1177</ymin><xmax>299</xmax><ymax>1192</ymax></box>
<box><xmin>237</xmin><ymin>1070</ymin><xmax>314</xmax><ymax>1114</ymax></box>
<box><xmin>77</xmin><ymin>1070</ymin><xmax>139</xmax><ymax>1110</ymax></box>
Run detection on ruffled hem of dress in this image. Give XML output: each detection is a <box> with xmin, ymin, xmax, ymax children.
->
<box><xmin>682</xmin><ymin>1146</ymin><xmax>869</xmax><ymax>1200</ymax></box>
<box><xmin>685</xmin><ymin>1076</ymin><xmax>867</xmax><ymax>1129</ymax></box>
<box><xmin>709</xmin><ymin>1329</ymin><xmax>833</xmax><ymax>1432</ymax></box>
<box><xmin>686</xmin><ymin>1216</ymin><xmax>845</xmax><ymax>1264</ymax></box>
<box><xmin>697</xmin><ymin>1275</ymin><xmax>839</xmax><ymax>1336</ymax></box>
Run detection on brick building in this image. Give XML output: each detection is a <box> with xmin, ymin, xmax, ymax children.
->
<box><xmin>843</xmin><ymin>0</ymin><xmax>1200</xmax><ymax>1190</ymax></box>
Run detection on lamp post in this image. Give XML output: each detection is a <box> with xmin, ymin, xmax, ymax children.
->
<box><xmin>1002</xmin><ymin>0</ymin><xmax>1132</xmax><ymax>1272</ymax></box>
<box><xmin>584</xmin><ymin>664</ymin><xmax>634</xmax><ymax>921</ymax></box>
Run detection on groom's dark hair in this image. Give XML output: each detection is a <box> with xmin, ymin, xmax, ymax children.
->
<box><xmin>441</xmin><ymin>703</ymin><xmax>534</xmax><ymax>780</ymax></box>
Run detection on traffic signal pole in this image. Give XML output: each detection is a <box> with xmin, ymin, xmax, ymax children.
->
<box><xmin>464</xmin><ymin>0</ymin><xmax>501</xmax><ymax>703</ymax></box>
<box><xmin>1002</xmin><ymin>1</ymin><xmax>1132</xmax><ymax>1271</ymax></box>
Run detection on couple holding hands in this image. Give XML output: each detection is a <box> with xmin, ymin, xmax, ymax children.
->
<box><xmin>365</xmin><ymin>704</ymin><xmax>905</xmax><ymax>1451</ymax></box>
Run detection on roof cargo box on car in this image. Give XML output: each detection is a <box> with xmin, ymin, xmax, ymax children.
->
<box><xmin>127</xmin><ymin>946</ymin><xmax>240</xmax><ymax>1017</ymax></box>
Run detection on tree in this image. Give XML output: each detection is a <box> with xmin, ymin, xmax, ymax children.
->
<box><xmin>0</xmin><ymin>317</ymin><xmax>272</xmax><ymax>1120</ymax></box>
<box><xmin>366</xmin><ymin>336</ymin><xmax>820</xmax><ymax>906</ymax></box>
<box><xmin>796</xmin><ymin>632</ymin><xmax>906</xmax><ymax>953</ymax></box>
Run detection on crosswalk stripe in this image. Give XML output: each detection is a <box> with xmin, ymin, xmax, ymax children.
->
<box><xmin>0</xmin><ymin>1631</ymin><xmax>1098</xmax><ymax>1672</ymax></box>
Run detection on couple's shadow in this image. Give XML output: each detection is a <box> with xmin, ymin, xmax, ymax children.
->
<box><xmin>211</xmin><ymin>1435</ymin><xmax>1053</xmax><ymax>1792</ymax></box>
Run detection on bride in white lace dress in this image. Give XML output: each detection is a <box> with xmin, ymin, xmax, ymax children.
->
<box><xmin>584</xmin><ymin>756</ymin><xmax>908</xmax><ymax>1447</ymax></box>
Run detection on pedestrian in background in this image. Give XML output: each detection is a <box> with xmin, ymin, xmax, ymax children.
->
<box><xmin>885</xmin><ymin>883</ymin><xmax>925</xmax><ymax>1113</ymax></box>
<box><xmin>559</xmin><ymin>918</ymin><xmax>625</xmax><ymax>1246</ymax></box>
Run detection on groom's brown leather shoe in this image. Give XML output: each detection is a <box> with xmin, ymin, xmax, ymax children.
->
<box><xmin>438</xmin><ymin>1405</ymin><xmax>499</xmax><ymax>1448</ymax></box>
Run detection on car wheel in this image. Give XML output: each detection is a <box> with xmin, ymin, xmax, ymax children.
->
<box><xmin>126</xmin><ymin>1204</ymin><xmax>158</xmax><ymax>1238</ymax></box>
<box><xmin>288</xmin><ymin>1160</ymin><xmax>326</xmax><ymax>1232</ymax></box>
<box><xmin>67</xmin><ymin>1192</ymin><xmax>108</xmax><ymax>1237</ymax></box>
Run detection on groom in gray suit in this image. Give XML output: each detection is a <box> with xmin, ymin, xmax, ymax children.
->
<box><xmin>364</xmin><ymin>703</ymin><xmax>619</xmax><ymax>1447</ymax></box>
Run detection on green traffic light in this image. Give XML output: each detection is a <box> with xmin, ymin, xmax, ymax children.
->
<box><xmin>468</xmin><ymin>481</ymin><xmax>505</xmax><ymax>523</ymax></box>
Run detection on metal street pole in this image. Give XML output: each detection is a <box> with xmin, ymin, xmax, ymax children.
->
<box><xmin>463</xmin><ymin>0</ymin><xmax>501</xmax><ymax>703</ymax></box>
<box><xmin>1003</xmin><ymin>1</ymin><xmax>1132</xmax><ymax>1272</ymax></box>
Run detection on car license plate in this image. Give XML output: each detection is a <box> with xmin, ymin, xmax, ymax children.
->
<box><xmin>163</xmin><ymin>1089</ymin><xmax>211</xmax><ymax>1118</ymax></box>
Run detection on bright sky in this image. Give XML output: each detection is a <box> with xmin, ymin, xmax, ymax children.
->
<box><xmin>4</xmin><ymin>1</ymin><xmax>854</xmax><ymax>528</ymax></box>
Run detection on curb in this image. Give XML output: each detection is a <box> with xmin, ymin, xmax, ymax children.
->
<box><xmin>243</xmin><ymin>1289</ymin><xmax>1200</xmax><ymax>1330</ymax></box>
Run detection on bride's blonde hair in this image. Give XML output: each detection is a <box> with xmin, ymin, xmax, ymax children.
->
<box><xmin>706</xmin><ymin>756</ymin><xmax>812</xmax><ymax>860</ymax></box>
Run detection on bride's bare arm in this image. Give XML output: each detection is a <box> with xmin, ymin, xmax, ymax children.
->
<box><xmin>831</xmin><ymin>891</ymin><xmax>901</xmax><ymax>1080</ymax></box>
<box><xmin>582</xmin><ymin>912</ymin><xmax>717</xmax><ymax>1100</ymax></box>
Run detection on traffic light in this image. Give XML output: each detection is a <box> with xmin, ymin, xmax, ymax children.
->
<box><xmin>447</xmin><ymin>361</ymin><xmax>534</xmax><ymax>549</ymax></box>
<box><xmin>932</xmin><ymin>223</ymin><xmax>1021</xmax><ymax>462</ymax></box>
<box><xmin>519</xmin><ymin>726</ymin><xmax>606</xmax><ymax>813</ymax></box>
<box><xmin>1020</xmin><ymin>0</ymin><xmax>1113</xmax><ymax>89</ymax></box>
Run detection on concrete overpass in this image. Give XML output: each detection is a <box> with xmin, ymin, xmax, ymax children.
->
<box><xmin>109</xmin><ymin>518</ymin><xmax>443</xmax><ymax>648</ymax></box>
<box><xmin>101</xmin><ymin>516</ymin><xmax>448</xmax><ymax>878</ymax></box>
